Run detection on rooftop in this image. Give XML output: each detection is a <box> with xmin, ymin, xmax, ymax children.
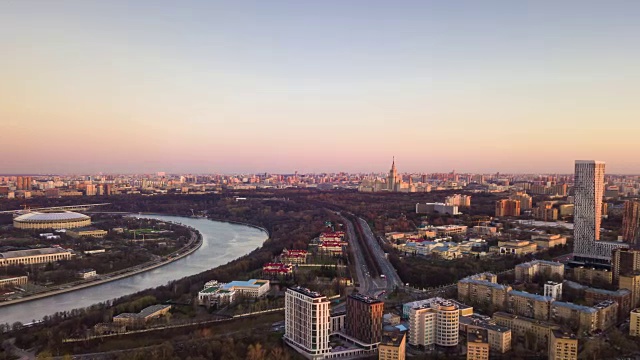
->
<box><xmin>14</xmin><ymin>211</ymin><xmax>89</xmax><ymax>222</ymax></box>
<box><xmin>459</xmin><ymin>315</ymin><xmax>511</xmax><ymax>333</ymax></box>
<box><xmin>289</xmin><ymin>286</ymin><xmax>324</xmax><ymax>299</ymax></box>
<box><xmin>349</xmin><ymin>293</ymin><xmax>382</xmax><ymax>305</ymax></box>
<box><xmin>380</xmin><ymin>332</ymin><xmax>405</xmax><ymax>347</ymax></box>
<box><xmin>552</xmin><ymin>301</ymin><xmax>597</xmax><ymax>313</ymax></box>
<box><xmin>509</xmin><ymin>290</ymin><xmax>554</xmax><ymax>302</ymax></box>
<box><xmin>0</xmin><ymin>247</ymin><xmax>69</xmax><ymax>259</ymax></box>
<box><xmin>585</xmin><ymin>287</ymin><xmax>631</xmax><ymax>296</ymax></box>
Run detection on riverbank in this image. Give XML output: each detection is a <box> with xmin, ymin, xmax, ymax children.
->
<box><xmin>0</xmin><ymin>228</ymin><xmax>203</xmax><ymax>308</ymax></box>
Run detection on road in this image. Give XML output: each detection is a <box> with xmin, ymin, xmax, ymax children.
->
<box><xmin>340</xmin><ymin>214</ymin><xmax>377</xmax><ymax>295</ymax></box>
<box><xmin>338</xmin><ymin>213</ymin><xmax>404</xmax><ymax>300</ymax></box>
<box><xmin>356</xmin><ymin>217</ymin><xmax>403</xmax><ymax>291</ymax></box>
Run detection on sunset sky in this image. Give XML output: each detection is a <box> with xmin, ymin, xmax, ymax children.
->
<box><xmin>1</xmin><ymin>1</ymin><xmax>639</xmax><ymax>174</ymax></box>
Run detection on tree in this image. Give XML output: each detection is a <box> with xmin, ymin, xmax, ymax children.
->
<box><xmin>268</xmin><ymin>347</ymin><xmax>290</xmax><ymax>360</ymax></box>
<box><xmin>246</xmin><ymin>343</ymin><xmax>266</xmax><ymax>360</ymax></box>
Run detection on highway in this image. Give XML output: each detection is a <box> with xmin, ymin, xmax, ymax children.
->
<box><xmin>356</xmin><ymin>217</ymin><xmax>403</xmax><ymax>291</ymax></box>
<box><xmin>340</xmin><ymin>214</ymin><xmax>378</xmax><ymax>295</ymax></box>
<box><xmin>338</xmin><ymin>213</ymin><xmax>403</xmax><ymax>300</ymax></box>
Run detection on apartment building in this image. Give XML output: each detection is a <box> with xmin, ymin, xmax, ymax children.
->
<box><xmin>346</xmin><ymin>294</ymin><xmax>384</xmax><ymax>345</ymax></box>
<box><xmin>457</xmin><ymin>275</ymin><xmax>511</xmax><ymax>310</ymax></box>
<box><xmin>284</xmin><ymin>287</ymin><xmax>331</xmax><ymax>360</ymax></box>
<box><xmin>466</xmin><ymin>329</ymin><xmax>489</xmax><ymax>360</ymax></box>
<box><xmin>548</xmin><ymin>330</ymin><xmax>578</xmax><ymax>360</ymax></box>
<box><xmin>493</xmin><ymin>312</ymin><xmax>558</xmax><ymax>353</ymax></box>
<box><xmin>495</xmin><ymin>199</ymin><xmax>521</xmax><ymax>217</ymax></box>
<box><xmin>378</xmin><ymin>331</ymin><xmax>406</xmax><ymax>360</ymax></box>
<box><xmin>408</xmin><ymin>299</ymin><xmax>459</xmax><ymax>348</ymax></box>
<box><xmin>619</xmin><ymin>273</ymin><xmax>640</xmax><ymax>308</ymax></box>
<box><xmin>630</xmin><ymin>308</ymin><xmax>640</xmax><ymax>337</ymax></box>
<box><xmin>572</xmin><ymin>266</ymin><xmax>613</xmax><ymax>287</ymax></box>
<box><xmin>584</xmin><ymin>288</ymin><xmax>631</xmax><ymax>322</ymax></box>
<box><xmin>515</xmin><ymin>260</ymin><xmax>564</xmax><ymax>282</ymax></box>
<box><xmin>507</xmin><ymin>291</ymin><xmax>553</xmax><ymax>320</ymax></box>
<box><xmin>612</xmin><ymin>248</ymin><xmax>640</xmax><ymax>284</ymax></box>
<box><xmin>459</xmin><ymin>316</ymin><xmax>512</xmax><ymax>353</ymax></box>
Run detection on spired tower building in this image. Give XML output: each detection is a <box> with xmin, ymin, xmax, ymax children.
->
<box><xmin>387</xmin><ymin>157</ymin><xmax>402</xmax><ymax>192</ymax></box>
<box><xmin>572</xmin><ymin>160</ymin><xmax>628</xmax><ymax>266</ymax></box>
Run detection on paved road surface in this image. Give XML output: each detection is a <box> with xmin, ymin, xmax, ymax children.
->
<box><xmin>356</xmin><ymin>217</ymin><xmax>403</xmax><ymax>291</ymax></box>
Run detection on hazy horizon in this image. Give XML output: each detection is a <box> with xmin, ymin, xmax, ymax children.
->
<box><xmin>2</xmin><ymin>1</ymin><xmax>639</xmax><ymax>174</ymax></box>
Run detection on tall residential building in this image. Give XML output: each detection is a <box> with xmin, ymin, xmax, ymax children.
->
<box><xmin>622</xmin><ymin>200</ymin><xmax>640</xmax><ymax>245</ymax></box>
<box><xmin>619</xmin><ymin>274</ymin><xmax>640</xmax><ymax>309</ymax></box>
<box><xmin>284</xmin><ymin>287</ymin><xmax>331</xmax><ymax>359</ymax></box>
<box><xmin>378</xmin><ymin>331</ymin><xmax>406</xmax><ymax>360</ymax></box>
<box><xmin>495</xmin><ymin>199</ymin><xmax>521</xmax><ymax>217</ymax></box>
<box><xmin>445</xmin><ymin>194</ymin><xmax>471</xmax><ymax>207</ymax></box>
<box><xmin>612</xmin><ymin>248</ymin><xmax>640</xmax><ymax>284</ymax></box>
<box><xmin>346</xmin><ymin>293</ymin><xmax>384</xmax><ymax>345</ymax></box>
<box><xmin>509</xmin><ymin>192</ymin><xmax>533</xmax><ymax>210</ymax></box>
<box><xmin>408</xmin><ymin>299</ymin><xmax>459</xmax><ymax>349</ymax></box>
<box><xmin>573</xmin><ymin>161</ymin><xmax>627</xmax><ymax>264</ymax></box>
<box><xmin>549</xmin><ymin>330</ymin><xmax>578</xmax><ymax>360</ymax></box>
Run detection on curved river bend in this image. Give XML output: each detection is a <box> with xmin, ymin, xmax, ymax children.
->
<box><xmin>0</xmin><ymin>215</ymin><xmax>268</xmax><ymax>325</ymax></box>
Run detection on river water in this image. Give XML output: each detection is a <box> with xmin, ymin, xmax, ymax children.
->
<box><xmin>0</xmin><ymin>215</ymin><xmax>268</xmax><ymax>325</ymax></box>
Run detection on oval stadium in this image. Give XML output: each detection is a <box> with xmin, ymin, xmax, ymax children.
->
<box><xmin>13</xmin><ymin>211</ymin><xmax>91</xmax><ymax>230</ymax></box>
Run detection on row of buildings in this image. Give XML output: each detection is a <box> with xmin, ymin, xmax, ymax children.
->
<box><xmin>284</xmin><ymin>287</ymin><xmax>410</xmax><ymax>360</ymax></box>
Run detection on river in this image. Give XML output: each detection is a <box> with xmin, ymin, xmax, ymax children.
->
<box><xmin>0</xmin><ymin>215</ymin><xmax>268</xmax><ymax>325</ymax></box>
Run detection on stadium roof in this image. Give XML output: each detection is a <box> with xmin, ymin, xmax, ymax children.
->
<box><xmin>14</xmin><ymin>211</ymin><xmax>89</xmax><ymax>222</ymax></box>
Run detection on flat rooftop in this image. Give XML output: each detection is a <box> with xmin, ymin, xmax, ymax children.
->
<box><xmin>289</xmin><ymin>286</ymin><xmax>324</xmax><ymax>299</ymax></box>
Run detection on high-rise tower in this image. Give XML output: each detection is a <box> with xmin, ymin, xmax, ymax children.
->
<box><xmin>572</xmin><ymin>160</ymin><xmax>628</xmax><ymax>265</ymax></box>
<box><xmin>388</xmin><ymin>157</ymin><xmax>398</xmax><ymax>191</ymax></box>
<box><xmin>622</xmin><ymin>200</ymin><xmax>640</xmax><ymax>246</ymax></box>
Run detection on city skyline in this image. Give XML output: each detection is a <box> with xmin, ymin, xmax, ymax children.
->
<box><xmin>2</xmin><ymin>1</ymin><xmax>640</xmax><ymax>174</ymax></box>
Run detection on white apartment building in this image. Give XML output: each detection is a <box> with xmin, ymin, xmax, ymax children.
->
<box><xmin>284</xmin><ymin>287</ymin><xmax>331</xmax><ymax>360</ymax></box>
<box><xmin>408</xmin><ymin>299</ymin><xmax>459</xmax><ymax>348</ymax></box>
<box><xmin>544</xmin><ymin>282</ymin><xmax>563</xmax><ymax>300</ymax></box>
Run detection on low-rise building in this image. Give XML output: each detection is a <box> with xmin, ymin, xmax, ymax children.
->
<box><xmin>113</xmin><ymin>304</ymin><xmax>171</xmax><ymax>328</ymax></box>
<box><xmin>281</xmin><ymin>249</ymin><xmax>308</xmax><ymax>264</ymax></box>
<box><xmin>262</xmin><ymin>263</ymin><xmax>293</xmax><ymax>276</ymax></box>
<box><xmin>379</xmin><ymin>331</ymin><xmax>406</xmax><ymax>360</ymax></box>
<box><xmin>197</xmin><ymin>279</ymin><xmax>270</xmax><ymax>308</ymax></box>
<box><xmin>0</xmin><ymin>275</ymin><xmax>28</xmax><ymax>288</ymax></box>
<box><xmin>531</xmin><ymin>234</ymin><xmax>567</xmax><ymax>249</ymax></box>
<box><xmin>67</xmin><ymin>228</ymin><xmax>108</xmax><ymax>238</ymax></box>
<box><xmin>466</xmin><ymin>329</ymin><xmax>490</xmax><ymax>360</ymax></box>
<box><xmin>549</xmin><ymin>330</ymin><xmax>578</xmax><ymax>360</ymax></box>
<box><xmin>494</xmin><ymin>240</ymin><xmax>537</xmax><ymax>256</ymax></box>
<box><xmin>76</xmin><ymin>269</ymin><xmax>97</xmax><ymax>279</ymax></box>
<box><xmin>0</xmin><ymin>248</ymin><xmax>73</xmax><ymax>267</ymax></box>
